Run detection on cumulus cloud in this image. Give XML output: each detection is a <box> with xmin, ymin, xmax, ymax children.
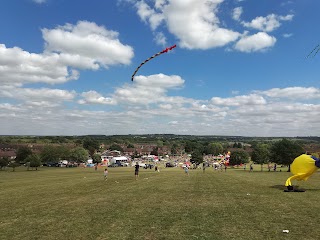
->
<box><xmin>0</xmin><ymin>21</ymin><xmax>134</xmax><ymax>86</ymax></box>
<box><xmin>2</xmin><ymin>83</ymin><xmax>320</xmax><ymax>136</ymax></box>
<box><xmin>242</xmin><ymin>14</ymin><xmax>294</xmax><ymax>32</ymax></box>
<box><xmin>42</xmin><ymin>21</ymin><xmax>134</xmax><ymax>69</ymax></box>
<box><xmin>0</xmin><ymin>44</ymin><xmax>79</xmax><ymax>85</ymax></box>
<box><xmin>78</xmin><ymin>73</ymin><xmax>186</xmax><ymax>105</ymax></box>
<box><xmin>79</xmin><ymin>91</ymin><xmax>117</xmax><ymax>105</ymax></box>
<box><xmin>133</xmin><ymin>0</ymin><xmax>293</xmax><ymax>52</ymax></box>
<box><xmin>114</xmin><ymin>73</ymin><xmax>185</xmax><ymax>104</ymax></box>
<box><xmin>257</xmin><ymin>87</ymin><xmax>320</xmax><ymax>99</ymax></box>
<box><xmin>234</xmin><ymin>32</ymin><xmax>277</xmax><ymax>52</ymax></box>
<box><xmin>154</xmin><ymin>32</ymin><xmax>167</xmax><ymax>46</ymax></box>
<box><xmin>232</xmin><ymin>7</ymin><xmax>243</xmax><ymax>21</ymax></box>
<box><xmin>135</xmin><ymin>0</ymin><xmax>240</xmax><ymax>49</ymax></box>
<box><xmin>135</xmin><ymin>1</ymin><xmax>165</xmax><ymax>30</ymax></box>
<box><xmin>211</xmin><ymin>94</ymin><xmax>267</xmax><ymax>106</ymax></box>
<box><xmin>0</xmin><ymin>86</ymin><xmax>76</xmax><ymax>103</ymax></box>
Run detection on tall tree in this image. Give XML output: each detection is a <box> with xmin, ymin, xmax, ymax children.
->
<box><xmin>15</xmin><ymin>146</ymin><xmax>33</xmax><ymax>164</ymax></box>
<box><xmin>205</xmin><ymin>142</ymin><xmax>223</xmax><ymax>155</ymax></box>
<box><xmin>109</xmin><ymin>144</ymin><xmax>124</xmax><ymax>152</ymax></box>
<box><xmin>0</xmin><ymin>157</ymin><xmax>9</xmax><ymax>170</ymax></box>
<box><xmin>26</xmin><ymin>154</ymin><xmax>42</xmax><ymax>170</ymax></box>
<box><xmin>270</xmin><ymin>139</ymin><xmax>304</xmax><ymax>172</ymax></box>
<box><xmin>83</xmin><ymin>137</ymin><xmax>100</xmax><ymax>156</ymax></box>
<box><xmin>251</xmin><ymin>144</ymin><xmax>271</xmax><ymax>171</ymax></box>
<box><xmin>69</xmin><ymin>147</ymin><xmax>89</xmax><ymax>162</ymax></box>
<box><xmin>191</xmin><ymin>149</ymin><xmax>203</xmax><ymax>165</ymax></box>
<box><xmin>229</xmin><ymin>150</ymin><xmax>249</xmax><ymax>165</ymax></box>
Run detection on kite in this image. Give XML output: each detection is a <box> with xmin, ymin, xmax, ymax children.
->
<box><xmin>131</xmin><ymin>44</ymin><xmax>176</xmax><ymax>81</ymax></box>
<box><xmin>284</xmin><ymin>154</ymin><xmax>320</xmax><ymax>192</ymax></box>
<box><xmin>307</xmin><ymin>44</ymin><xmax>320</xmax><ymax>58</ymax></box>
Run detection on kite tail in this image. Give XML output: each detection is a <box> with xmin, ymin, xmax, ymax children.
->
<box><xmin>307</xmin><ymin>44</ymin><xmax>320</xmax><ymax>58</ymax></box>
<box><xmin>131</xmin><ymin>44</ymin><xmax>177</xmax><ymax>81</ymax></box>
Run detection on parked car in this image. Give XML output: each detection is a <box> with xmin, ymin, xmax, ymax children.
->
<box><xmin>165</xmin><ymin>162</ymin><xmax>175</xmax><ymax>167</ymax></box>
<box><xmin>144</xmin><ymin>164</ymin><xmax>154</xmax><ymax>169</ymax></box>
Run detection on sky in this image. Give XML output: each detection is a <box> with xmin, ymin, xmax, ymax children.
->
<box><xmin>0</xmin><ymin>0</ymin><xmax>320</xmax><ymax>137</ymax></box>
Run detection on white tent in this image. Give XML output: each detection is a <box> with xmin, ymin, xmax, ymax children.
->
<box><xmin>110</xmin><ymin>156</ymin><xmax>128</xmax><ymax>164</ymax></box>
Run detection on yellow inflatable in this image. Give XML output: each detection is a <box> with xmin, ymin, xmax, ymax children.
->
<box><xmin>285</xmin><ymin>154</ymin><xmax>320</xmax><ymax>191</ymax></box>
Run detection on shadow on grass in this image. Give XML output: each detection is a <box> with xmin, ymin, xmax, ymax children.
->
<box><xmin>270</xmin><ymin>185</ymin><xmax>320</xmax><ymax>192</ymax></box>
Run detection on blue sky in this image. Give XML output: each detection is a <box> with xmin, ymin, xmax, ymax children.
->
<box><xmin>0</xmin><ymin>0</ymin><xmax>319</xmax><ymax>136</ymax></box>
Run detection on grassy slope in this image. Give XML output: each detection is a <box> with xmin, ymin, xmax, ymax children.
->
<box><xmin>1</xmin><ymin>166</ymin><xmax>320</xmax><ymax>240</ymax></box>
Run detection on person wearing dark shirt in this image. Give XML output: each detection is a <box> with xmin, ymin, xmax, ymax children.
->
<box><xmin>135</xmin><ymin>162</ymin><xmax>140</xmax><ymax>180</ymax></box>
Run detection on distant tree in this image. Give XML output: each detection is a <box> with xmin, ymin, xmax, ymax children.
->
<box><xmin>191</xmin><ymin>149</ymin><xmax>203</xmax><ymax>165</ymax></box>
<box><xmin>15</xmin><ymin>146</ymin><xmax>33</xmax><ymax>164</ymax></box>
<box><xmin>156</xmin><ymin>140</ymin><xmax>164</xmax><ymax>147</ymax></box>
<box><xmin>150</xmin><ymin>147</ymin><xmax>159</xmax><ymax>156</ymax></box>
<box><xmin>40</xmin><ymin>145</ymin><xmax>70</xmax><ymax>163</ymax></box>
<box><xmin>233</xmin><ymin>142</ymin><xmax>243</xmax><ymax>148</ymax></box>
<box><xmin>229</xmin><ymin>150</ymin><xmax>249</xmax><ymax>165</ymax></box>
<box><xmin>26</xmin><ymin>154</ymin><xmax>41</xmax><ymax>170</ymax></box>
<box><xmin>8</xmin><ymin>160</ymin><xmax>20</xmax><ymax>171</ymax></box>
<box><xmin>270</xmin><ymin>139</ymin><xmax>304</xmax><ymax>172</ymax></box>
<box><xmin>109</xmin><ymin>144</ymin><xmax>124</xmax><ymax>152</ymax></box>
<box><xmin>251</xmin><ymin>144</ymin><xmax>271</xmax><ymax>171</ymax></box>
<box><xmin>0</xmin><ymin>157</ymin><xmax>9</xmax><ymax>170</ymax></box>
<box><xmin>92</xmin><ymin>153</ymin><xmax>101</xmax><ymax>164</ymax></box>
<box><xmin>171</xmin><ymin>142</ymin><xmax>179</xmax><ymax>155</ymax></box>
<box><xmin>83</xmin><ymin>137</ymin><xmax>100</xmax><ymax>156</ymax></box>
<box><xmin>205</xmin><ymin>142</ymin><xmax>223</xmax><ymax>155</ymax></box>
<box><xmin>75</xmin><ymin>139</ymin><xmax>83</xmax><ymax>146</ymax></box>
<box><xmin>127</xmin><ymin>143</ymin><xmax>135</xmax><ymax>148</ymax></box>
<box><xmin>185</xmin><ymin>141</ymin><xmax>200</xmax><ymax>153</ymax></box>
<box><xmin>40</xmin><ymin>146</ymin><xmax>56</xmax><ymax>163</ymax></box>
<box><xmin>69</xmin><ymin>147</ymin><xmax>89</xmax><ymax>163</ymax></box>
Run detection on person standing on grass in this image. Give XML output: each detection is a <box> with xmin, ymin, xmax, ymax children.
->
<box><xmin>202</xmin><ymin>162</ymin><xmax>206</xmax><ymax>173</ymax></box>
<box><xmin>135</xmin><ymin>162</ymin><xmax>140</xmax><ymax>180</ymax></box>
<box><xmin>250</xmin><ymin>163</ymin><xmax>253</xmax><ymax>172</ymax></box>
<box><xmin>184</xmin><ymin>165</ymin><xmax>189</xmax><ymax>176</ymax></box>
<box><xmin>103</xmin><ymin>168</ymin><xmax>108</xmax><ymax>181</ymax></box>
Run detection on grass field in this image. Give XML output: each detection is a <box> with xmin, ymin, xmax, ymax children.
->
<box><xmin>1</xmin><ymin>165</ymin><xmax>320</xmax><ymax>240</ymax></box>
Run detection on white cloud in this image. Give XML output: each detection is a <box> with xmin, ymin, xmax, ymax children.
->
<box><xmin>0</xmin><ymin>21</ymin><xmax>134</xmax><ymax>87</ymax></box>
<box><xmin>33</xmin><ymin>0</ymin><xmax>47</xmax><ymax>4</ymax></box>
<box><xmin>135</xmin><ymin>1</ymin><xmax>165</xmax><ymax>30</ymax></box>
<box><xmin>2</xmin><ymin>84</ymin><xmax>320</xmax><ymax>136</ymax></box>
<box><xmin>135</xmin><ymin>0</ymin><xmax>240</xmax><ymax>49</ymax></box>
<box><xmin>42</xmin><ymin>21</ymin><xmax>134</xmax><ymax>69</ymax></box>
<box><xmin>0</xmin><ymin>86</ymin><xmax>76</xmax><ymax>103</ymax></box>
<box><xmin>257</xmin><ymin>87</ymin><xmax>320</xmax><ymax>100</ymax></box>
<box><xmin>79</xmin><ymin>91</ymin><xmax>117</xmax><ymax>105</ymax></box>
<box><xmin>283</xmin><ymin>33</ymin><xmax>293</xmax><ymax>38</ymax></box>
<box><xmin>0</xmin><ymin>44</ymin><xmax>79</xmax><ymax>85</ymax></box>
<box><xmin>154</xmin><ymin>32</ymin><xmax>167</xmax><ymax>46</ymax></box>
<box><xmin>234</xmin><ymin>32</ymin><xmax>276</xmax><ymax>52</ymax></box>
<box><xmin>242</xmin><ymin>14</ymin><xmax>294</xmax><ymax>32</ymax></box>
<box><xmin>211</xmin><ymin>94</ymin><xmax>267</xmax><ymax>106</ymax></box>
<box><xmin>113</xmin><ymin>73</ymin><xmax>185</xmax><ymax>104</ymax></box>
<box><xmin>232</xmin><ymin>7</ymin><xmax>243</xmax><ymax>21</ymax></box>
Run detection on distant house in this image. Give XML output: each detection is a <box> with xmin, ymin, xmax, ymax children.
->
<box><xmin>0</xmin><ymin>150</ymin><xmax>16</xmax><ymax>160</ymax></box>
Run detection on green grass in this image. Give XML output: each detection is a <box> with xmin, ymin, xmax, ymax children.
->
<box><xmin>1</xmin><ymin>165</ymin><xmax>320</xmax><ymax>240</ymax></box>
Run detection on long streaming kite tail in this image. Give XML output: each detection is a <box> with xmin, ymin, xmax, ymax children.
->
<box><xmin>131</xmin><ymin>45</ymin><xmax>176</xmax><ymax>81</ymax></box>
<box><xmin>313</xmin><ymin>47</ymin><xmax>320</xmax><ymax>57</ymax></box>
<box><xmin>306</xmin><ymin>44</ymin><xmax>320</xmax><ymax>58</ymax></box>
